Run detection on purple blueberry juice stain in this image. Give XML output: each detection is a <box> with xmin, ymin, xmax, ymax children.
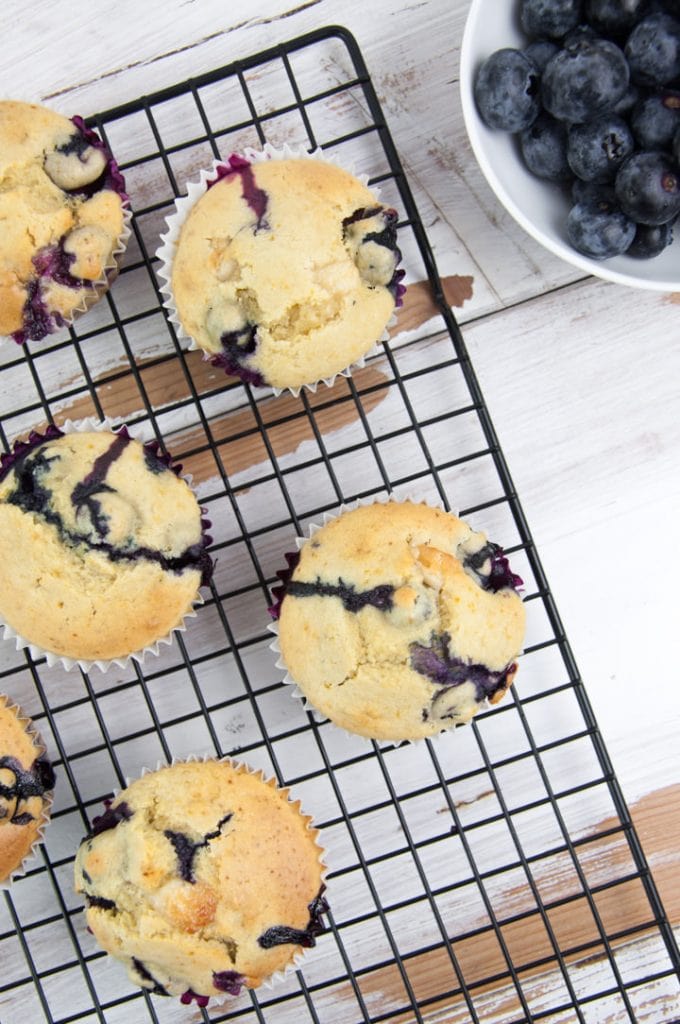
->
<box><xmin>86</xmin><ymin>800</ymin><xmax>133</xmax><ymax>839</ymax></box>
<box><xmin>410</xmin><ymin>632</ymin><xmax>515</xmax><ymax>706</ymax></box>
<box><xmin>132</xmin><ymin>958</ymin><xmax>169</xmax><ymax>997</ymax></box>
<box><xmin>210</xmin><ymin>323</ymin><xmax>265</xmax><ymax>386</ymax></box>
<box><xmin>211</xmin><ymin>347</ymin><xmax>266</xmax><ymax>387</ymax></box>
<box><xmin>464</xmin><ymin>542</ymin><xmax>523</xmax><ymax>593</ymax></box>
<box><xmin>68</xmin><ymin>117</ymin><xmax>128</xmax><ymax>200</ymax></box>
<box><xmin>164</xmin><ymin>830</ymin><xmax>197</xmax><ymax>883</ymax></box>
<box><xmin>0</xmin><ymin>755</ymin><xmax>55</xmax><ymax>824</ymax></box>
<box><xmin>180</xmin><ymin>989</ymin><xmax>210</xmax><ymax>1008</ymax></box>
<box><xmin>208</xmin><ymin>154</ymin><xmax>269</xmax><ymax>231</ymax></box>
<box><xmin>32</xmin><ymin>241</ymin><xmax>83</xmax><ymax>289</ymax></box>
<box><xmin>143</xmin><ymin>442</ymin><xmax>174</xmax><ymax>475</ymax></box>
<box><xmin>85</xmin><ymin>894</ymin><xmax>117</xmax><ymax>911</ymax></box>
<box><xmin>0</xmin><ymin>425</ymin><xmax>63</xmax><ymax>480</ymax></box>
<box><xmin>343</xmin><ymin>204</ymin><xmax>405</xmax><ymax>302</ymax></box>
<box><xmin>341</xmin><ymin>204</ymin><xmax>384</xmax><ymax>230</ymax></box>
<box><xmin>12</xmin><ymin>239</ymin><xmax>88</xmax><ymax>345</ymax></box>
<box><xmin>212</xmin><ymin>970</ymin><xmax>246</xmax><ymax>996</ymax></box>
<box><xmin>12</xmin><ymin>281</ymin><xmax>62</xmax><ymax>345</ymax></box>
<box><xmin>258</xmin><ymin>885</ymin><xmax>328</xmax><ymax>950</ymax></box>
<box><xmin>285</xmin><ymin>577</ymin><xmax>395</xmax><ymax>613</ymax></box>
<box><xmin>164</xmin><ymin>813</ymin><xmax>232</xmax><ymax>883</ymax></box>
<box><xmin>71</xmin><ymin>430</ymin><xmax>130</xmax><ymax>537</ymax></box>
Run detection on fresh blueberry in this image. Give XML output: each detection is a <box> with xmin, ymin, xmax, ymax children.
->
<box><xmin>474</xmin><ymin>48</ymin><xmax>541</xmax><ymax>131</ymax></box>
<box><xmin>566</xmin><ymin>195</ymin><xmax>636</xmax><ymax>257</ymax></box>
<box><xmin>542</xmin><ymin>36</ymin><xmax>630</xmax><ymax>122</ymax></box>
<box><xmin>563</xmin><ymin>23</ymin><xmax>598</xmax><ymax>44</ymax></box>
<box><xmin>567</xmin><ymin>115</ymin><xmax>635</xmax><ymax>181</ymax></box>
<box><xmin>674</xmin><ymin>125</ymin><xmax>680</xmax><ymax>165</ymax></box>
<box><xmin>626</xmin><ymin>220</ymin><xmax>674</xmax><ymax>257</ymax></box>
<box><xmin>630</xmin><ymin>89</ymin><xmax>680</xmax><ymax>148</ymax></box>
<box><xmin>571</xmin><ymin>179</ymin><xmax>616</xmax><ymax>203</ymax></box>
<box><xmin>520</xmin><ymin>0</ymin><xmax>584</xmax><ymax>40</ymax></box>
<box><xmin>625</xmin><ymin>13</ymin><xmax>680</xmax><ymax>85</ymax></box>
<box><xmin>524</xmin><ymin>39</ymin><xmax>559</xmax><ymax>71</ymax></box>
<box><xmin>611</xmin><ymin>82</ymin><xmax>641</xmax><ymax>115</ymax></box>
<box><xmin>584</xmin><ymin>0</ymin><xmax>652</xmax><ymax>39</ymax></box>
<box><xmin>520</xmin><ymin>112</ymin><xmax>572</xmax><ymax>180</ymax></box>
<box><xmin>615</xmin><ymin>150</ymin><xmax>680</xmax><ymax>223</ymax></box>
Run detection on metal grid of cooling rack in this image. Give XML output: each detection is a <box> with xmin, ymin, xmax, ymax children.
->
<box><xmin>1</xmin><ymin>24</ymin><xmax>679</xmax><ymax>1024</ymax></box>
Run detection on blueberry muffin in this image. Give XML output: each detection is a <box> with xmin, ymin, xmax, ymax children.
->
<box><xmin>0</xmin><ymin>425</ymin><xmax>212</xmax><ymax>665</ymax></box>
<box><xmin>74</xmin><ymin>760</ymin><xmax>326</xmax><ymax>1003</ymax></box>
<box><xmin>162</xmin><ymin>153</ymin><xmax>404</xmax><ymax>391</ymax></box>
<box><xmin>0</xmin><ymin>100</ymin><xmax>128</xmax><ymax>344</ymax></box>
<box><xmin>271</xmin><ymin>501</ymin><xmax>526</xmax><ymax>741</ymax></box>
<box><xmin>0</xmin><ymin>695</ymin><xmax>55</xmax><ymax>884</ymax></box>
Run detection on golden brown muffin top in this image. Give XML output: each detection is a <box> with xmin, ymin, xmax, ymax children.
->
<box><xmin>0</xmin><ymin>100</ymin><xmax>126</xmax><ymax>342</ymax></box>
<box><xmin>0</xmin><ymin>428</ymin><xmax>211</xmax><ymax>663</ymax></box>
<box><xmin>276</xmin><ymin>501</ymin><xmax>526</xmax><ymax>740</ymax></box>
<box><xmin>74</xmin><ymin>760</ymin><xmax>326</xmax><ymax>1000</ymax></box>
<box><xmin>169</xmin><ymin>156</ymin><xmax>402</xmax><ymax>390</ymax></box>
<box><xmin>0</xmin><ymin>696</ymin><xmax>54</xmax><ymax>883</ymax></box>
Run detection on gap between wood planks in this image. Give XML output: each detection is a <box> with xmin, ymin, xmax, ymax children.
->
<box><xmin>326</xmin><ymin>785</ymin><xmax>680</xmax><ymax>1022</ymax></box>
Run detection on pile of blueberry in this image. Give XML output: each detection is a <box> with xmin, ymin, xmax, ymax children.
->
<box><xmin>473</xmin><ymin>0</ymin><xmax>680</xmax><ymax>261</ymax></box>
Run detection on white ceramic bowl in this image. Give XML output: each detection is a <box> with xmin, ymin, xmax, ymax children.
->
<box><xmin>459</xmin><ymin>0</ymin><xmax>680</xmax><ymax>291</ymax></box>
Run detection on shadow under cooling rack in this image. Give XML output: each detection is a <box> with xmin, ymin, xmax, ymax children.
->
<box><xmin>1</xmin><ymin>24</ymin><xmax>679</xmax><ymax>1024</ymax></box>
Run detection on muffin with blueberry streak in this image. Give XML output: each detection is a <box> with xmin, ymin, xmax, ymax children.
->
<box><xmin>0</xmin><ymin>695</ymin><xmax>55</xmax><ymax>884</ymax></box>
<box><xmin>0</xmin><ymin>100</ymin><xmax>128</xmax><ymax>344</ymax></box>
<box><xmin>0</xmin><ymin>425</ymin><xmax>212</xmax><ymax>666</ymax></box>
<box><xmin>161</xmin><ymin>152</ymin><xmax>405</xmax><ymax>392</ymax></box>
<box><xmin>73</xmin><ymin>760</ymin><xmax>327</xmax><ymax>1004</ymax></box>
<box><xmin>270</xmin><ymin>501</ymin><xmax>526</xmax><ymax>741</ymax></box>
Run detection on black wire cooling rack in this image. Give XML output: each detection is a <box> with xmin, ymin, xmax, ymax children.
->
<box><xmin>1</xmin><ymin>24</ymin><xmax>679</xmax><ymax>1024</ymax></box>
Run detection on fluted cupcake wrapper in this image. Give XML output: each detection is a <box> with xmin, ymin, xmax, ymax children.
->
<box><xmin>0</xmin><ymin>416</ymin><xmax>211</xmax><ymax>674</ymax></box>
<box><xmin>78</xmin><ymin>754</ymin><xmax>328</xmax><ymax>1007</ymax></box>
<box><xmin>156</xmin><ymin>142</ymin><xmax>405</xmax><ymax>398</ymax></box>
<box><xmin>0</xmin><ymin>694</ymin><xmax>55</xmax><ymax>890</ymax></box>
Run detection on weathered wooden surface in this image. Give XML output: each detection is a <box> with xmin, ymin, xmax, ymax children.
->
<box><xmin>1</xmin><ymin>2</ymin><xmax>679</xmax><ymax>1022</ymax></box>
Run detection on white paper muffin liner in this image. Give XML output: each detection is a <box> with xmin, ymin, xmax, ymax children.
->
<box><xmin>0</xmin><ymin>693</ymin><xmax>55</xmax><ymax>889</ymax></box>
<box><xmin>156</xmin><ymin>142</ymin><xmax>404</xmax><ymax>398</ymax></box>
<box><xmin>267</xmin><ymin>494</ymin><xmax>524</xmax><ymax>747</ymax></box>
<box><xmin>0</xmin><ymin>416</ymin><xmax>210</xmax><ymax>674</ymax></box>
<box><xmin>79</xmin><ymin>754</ymin><xmax>327</xmax><ymax>1007</ymax></box>
<box><xmin>0</xmin><ymin>202</ymin><xmax>132</xmax><ymax>349</ymax></box>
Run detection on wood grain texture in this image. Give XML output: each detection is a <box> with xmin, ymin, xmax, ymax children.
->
<box><xmin>0</xmin><ymin>2</ymin><xmax>679</xmax><ymax>1021</ymax></box>
<box><xmin>325</xmin><ymin>785</ymin><xmax>680</xmax><ymax>1024</ymax></box>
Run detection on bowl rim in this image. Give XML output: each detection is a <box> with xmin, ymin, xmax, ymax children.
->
<box><xmin>459</xmin><ymin>0</ymin><xmax>680</xmax><ymax>293</ymax></box>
